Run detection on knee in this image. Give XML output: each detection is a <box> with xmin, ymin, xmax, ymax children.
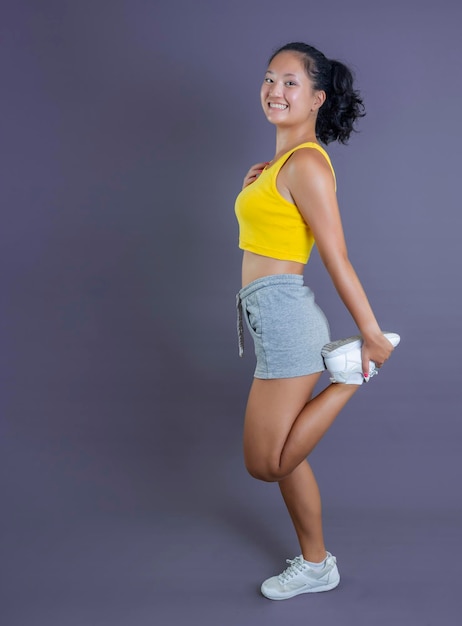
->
<box><xmin>244</xmin><ymin>459</ymin><xmax>283</xmax><ymax>483</ymax></box>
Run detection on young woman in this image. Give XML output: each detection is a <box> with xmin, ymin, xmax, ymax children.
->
<box><xmin>234</xmin><ymin>42</ymin><xmax>399</xmax><ymax>600</ymax></box>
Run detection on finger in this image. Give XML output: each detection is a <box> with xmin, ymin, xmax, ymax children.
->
<box><xmin>252</xmin><ymin>163</ymin><xmax>270</xmax><ymax>175</ymax></box>
<box><xmin>248</xmin><ymin>163</ymin><xmax>266</xmax><ymax>174</ymax></box>
<box><xmin>253</xmin><ymin>168</ymin><xmax>266</xmax><ymax>180</ymax></box>
<box><xmin>243</xmin><ymin>163</ymin><xmax>270</xmax><ymax>188</ymax></box>
<box><xmin>361</xmin><ymin>348</ymin><xmax>370</xmax><ymax>381</ymax></box>
<box><xmin>247</xmin><ymin>170</ymin><xmax>261</xmax><ymax>180</ymax></box>
<box><xmin>243</xmin><ymin>172</ymin><xmax>259</xmax><ymax>185</ymax></box>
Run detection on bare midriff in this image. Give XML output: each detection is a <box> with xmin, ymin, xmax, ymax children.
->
<box><xmin>242</xmin><ymin>250</ymin><xmax>304</xmax><ymax>287</ymax></box>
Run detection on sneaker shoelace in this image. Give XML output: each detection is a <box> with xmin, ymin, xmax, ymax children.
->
<box><xmin>329</xmin><ymin>365</ymin><xmax>379</xmax><ymax>384</ymax></box>
<box><xmin>277</xmin><ymin>556</ymin><xmax>307</xmax><ymax>583</ymax></box>
<box><xmin>364</xmin><ymin>367</ymin><xmax>379</xmax><ymax>382</ymax></box>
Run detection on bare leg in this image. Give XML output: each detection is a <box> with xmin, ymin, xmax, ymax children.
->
<box><xmin>279</xmin><ymin>460</ymin><xmax>326</xmax><ymax>562</ymax></box>
<box><xmin>243</xmin><ymin>374</ymin><xmax>359</xmax><ymax>566</ymax></box>
<box><xmin>243</xmin><ymin>374</ymin><xmax>358</xmax><ymax>482</ymax></box>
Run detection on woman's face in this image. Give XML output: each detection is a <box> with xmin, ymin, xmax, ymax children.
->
<box><xmin>260</xmin><ymin>51</ymin><xmax>322</xmax><ymax>127</ymax></box>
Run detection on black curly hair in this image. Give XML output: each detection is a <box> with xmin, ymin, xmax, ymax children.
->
<box><xmin>269</xmin><ymin>42</ymin><xmax>365</xmax><ymax>144</ymax></box>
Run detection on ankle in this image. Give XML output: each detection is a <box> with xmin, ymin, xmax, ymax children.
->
<box><xmin>301</xmin><ymin>549</ymin><xmax>328</xmax><ymax>564</ymax></box>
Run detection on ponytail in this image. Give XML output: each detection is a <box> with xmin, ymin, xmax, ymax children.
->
<box><xmin>269</xmin><ymin>43</ymin><xmax>365</xmax><ymax>144</ymax></box>
<box><xmin>317</xmin><ymin>59</ymin><xmax>365</xmax><ymax>144</ymax></box>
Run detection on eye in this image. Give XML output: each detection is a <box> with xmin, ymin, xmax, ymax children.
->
<box><xmin>264</xmin><ymin>77</ymin><xmax>273</xmax><ymax>83</ymax></box>
<box><xmin>285</xmin><ymin>81</ymin><xmax>297</xmax><ymax>86</ymax></box>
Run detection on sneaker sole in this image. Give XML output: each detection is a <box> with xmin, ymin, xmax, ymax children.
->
<box><xmin>261</xmin><ymin>577</ymin><xmax>340</xmax><ymax>600</ymax></box>
<box><xmin>321</xmin><ymin>332</ymin><xmax>400</xmax><ymax>358</ymax></box>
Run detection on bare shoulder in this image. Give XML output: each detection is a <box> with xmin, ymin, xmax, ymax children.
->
<box><xmin>285</xmin><ymin>147</ymin><xmax>335</xmax><ymax>189</ymax></box>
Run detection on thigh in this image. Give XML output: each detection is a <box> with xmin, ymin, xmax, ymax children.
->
<box><xmin>243</xmin><ymin>372</ymin><xmax>322</xmax><ymax>473</ymax></box>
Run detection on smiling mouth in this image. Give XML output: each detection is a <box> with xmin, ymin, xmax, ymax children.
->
<box><xmin>268</xmin><ymin>103</ymin><xmax>288</xmax><ymax>110</ymax></box>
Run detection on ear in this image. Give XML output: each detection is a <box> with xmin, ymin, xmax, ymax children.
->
<box><xmin>312</xmin><ymin>90</ymin><xmax>326</xmax><ymax>111</ymax></box>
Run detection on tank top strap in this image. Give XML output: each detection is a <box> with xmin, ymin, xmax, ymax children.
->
<box><xmin>272</xmin><ymin>142</ymin><xmax>336</xmax><ymax>190</ymax></box>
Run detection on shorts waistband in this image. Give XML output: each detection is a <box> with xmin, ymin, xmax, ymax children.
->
<box><xmin>238</xmin><ymin>273</ymin><xmax>304</xmax><ymax>300</ymax></box>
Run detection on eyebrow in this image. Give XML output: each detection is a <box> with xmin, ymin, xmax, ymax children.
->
<box><xmin>265</xmin><ymin>70</ymin><xmax>298</xmax><ymax>77</ymax></box>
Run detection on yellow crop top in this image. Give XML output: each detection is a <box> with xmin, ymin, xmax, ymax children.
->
<box><xmin>234</xmin><ymin>142</ymin><xmax>336</xmax><ymax>264</ymax></box>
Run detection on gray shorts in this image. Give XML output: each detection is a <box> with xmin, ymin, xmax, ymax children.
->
<box><xmin>236</xmin><ymin>274</ymin><xmax>330</xmax><ymax>379</ymax></box>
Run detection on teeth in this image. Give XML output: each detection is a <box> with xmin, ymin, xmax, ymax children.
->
<box><xmin>269</xmin><ymin>103</ymin><xmax>287</xmax><ymax>110</ymax></box>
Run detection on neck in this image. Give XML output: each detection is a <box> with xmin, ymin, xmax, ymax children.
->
<box><xmin>274</xmin><ymin>127</ymin><xmax>318</xmax><ymax>160</ymax></box>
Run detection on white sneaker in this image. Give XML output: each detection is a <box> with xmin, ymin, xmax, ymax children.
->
<box><xmin>321</xmin><ymin>332</ymin><xmax>400</xmax><ymax>385</ymax></box>
<box><xmin>260</xmin><ymin>553</ymin><xmax>340</xmax><ymax>600</ymax></box>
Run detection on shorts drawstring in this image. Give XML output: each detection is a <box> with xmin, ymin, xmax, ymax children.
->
<box><xmin>236</xmin><ymin>293</ymin><xmax>244</xmax><ymax>357</ymax></box>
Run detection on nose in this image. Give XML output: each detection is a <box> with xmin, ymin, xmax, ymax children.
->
<box><xmin>269</xmin><ymin>81</ymin><xmax>283</xmax><ymax>97</ymax></box>
<box><xmin>269</xmin><ymin>83</ymin><xmax>282</xmax><ymax>98</ymax></box>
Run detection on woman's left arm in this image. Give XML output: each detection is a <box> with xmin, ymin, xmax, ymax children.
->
<box><xmin>284</xmin><ymin>150</ymin><xmax>394</xmax><ymax>373</ymax></box>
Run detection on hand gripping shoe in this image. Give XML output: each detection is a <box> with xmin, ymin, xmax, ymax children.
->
<box><xmin>321</xmin><ymin>332</ymin><xmax>400</xmax><ymax>385</ymax></box>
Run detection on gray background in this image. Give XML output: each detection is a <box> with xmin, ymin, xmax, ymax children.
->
<box><xmin>1</xmin><ymin>0</ymin><xmax>461</xmax><ymax>624</ymax></box>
